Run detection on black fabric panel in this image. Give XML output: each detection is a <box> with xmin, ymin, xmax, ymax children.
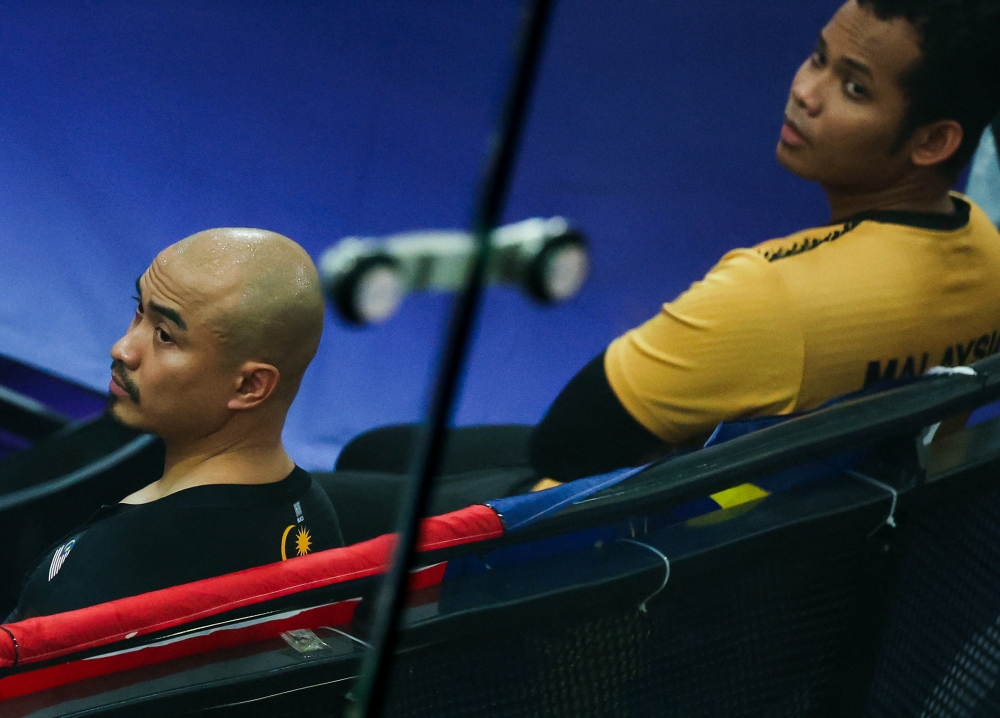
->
<box><xmin>529</xmin><ymin>352</ymin><xmax>668</xmax><ymax>482</ymax></box>
<box><xmin>379</xmin><ymin>522</ymin><xmax>863</xmax><ymax>718</ymax></box>
<box><xmin>864</xmin><ymin>480</ymin><xmax>1000</xmax><ymax>715</ymax></box>
<box><xmin>335</xmin><ymin>424</ymin><xmax>532</xmax><ymax>475</ymax></box>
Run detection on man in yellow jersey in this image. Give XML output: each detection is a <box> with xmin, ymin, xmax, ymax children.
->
<box><xmin>529</xmin><ymin>0</ymin><xmax>1000</xmax><ymax>484</ymax></box>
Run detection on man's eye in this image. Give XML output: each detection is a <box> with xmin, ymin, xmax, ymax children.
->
<box><xmin>132</xmin><ymin>296</ymin><xmax>144</xmax><ymax>314</ymax></box>
<box><xmin>810</xmin><ymin>50</ymin><xmax>826</xmax><ymax>67</ymax></box>
<box><xmin>156</xmin><ymin>327</ymin><xmax>172</xmax><ymax>343</ymax></box>
<box><xmin>844</xmin><ymin>80</ymin><xmax>867</xmax><ymax>98</ymax></box>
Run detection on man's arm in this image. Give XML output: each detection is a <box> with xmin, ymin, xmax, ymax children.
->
<box><xmin>529</xmin><ymin>352</ymin><xmax>670</xmax><ymax>482</ymax></box>
<box><xmin>529</xmin><ymin>250</ymin><xmax>803</xmax><ymax>485</ymax></box>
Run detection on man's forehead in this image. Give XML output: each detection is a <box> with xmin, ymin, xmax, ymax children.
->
<box><xmin>825</xmin><ymin>1</ymin><xmax>921</xmax><ymax>78</ymax></box>
<box><xmin>141</xmin><ymin>250</ymin><xmax>240</xmax><ymax>320</ymax></box>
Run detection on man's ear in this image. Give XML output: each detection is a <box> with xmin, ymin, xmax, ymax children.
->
<box><xmin>909</xmin><ymin>119</ymin><xmax>964</xmax><ymax>169</ymax></box>
<box><xmin>228</xmin><ymin>362</ymin><xmax>280</xmax><ymax>411</ymax></box>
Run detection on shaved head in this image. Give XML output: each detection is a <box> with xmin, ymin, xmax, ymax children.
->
<box><xmin>156</xmin><ymin>228</ymin><xmax>324</xmax><ymax>401</ymax></box>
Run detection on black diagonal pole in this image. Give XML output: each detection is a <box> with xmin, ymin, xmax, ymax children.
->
<box><xmin>344</xmin><ymin>1</ymin><xmax>555</xmax><ymax>717</ymax></box>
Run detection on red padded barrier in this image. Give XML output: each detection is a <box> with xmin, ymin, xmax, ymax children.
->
<box><xmin>416</xmin><ymin>503</ymin><xmax>504</xmax><ymax>550</ymax></box>
<box><xmin>0</xmin><ymin>504</ymin><xmax>502</xmax><ymax>675</ymax></box>
<box><xmin>0</xmin><ymin>599</ymin><xmax>361</xmax><ymax>701</ymax></box>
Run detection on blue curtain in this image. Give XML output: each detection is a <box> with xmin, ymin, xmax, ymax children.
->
<box><xmin>0</xmin><ymin>0</ymin><xmax>842</xmax><ymax>469</ymax></box>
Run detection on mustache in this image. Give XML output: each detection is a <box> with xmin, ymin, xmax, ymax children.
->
<box><xmin>110</xmin><ymin>360</ymin><xmax>141</xmax><ymax>404</ymax></box>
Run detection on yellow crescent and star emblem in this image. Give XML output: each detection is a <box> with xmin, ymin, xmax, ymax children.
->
<box><xmin>281</xmin><ymin>524</ymin><xmax>313</xmax><ymax>560</ymax></box>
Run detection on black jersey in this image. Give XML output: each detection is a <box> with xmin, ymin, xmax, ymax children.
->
<box><xmin>7</xmin><ymin>466</ymin><xmax>344</xmax><ymax>621</ymax></box>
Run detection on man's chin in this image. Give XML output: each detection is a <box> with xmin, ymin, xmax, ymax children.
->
<box><xmin>776</xmin><ymin>143</ymin><xmax>822</xmax><ymax>182</ymax></box>
<box><xmin>105</xmin><ymin>397</ymin><xmax>149</xmax><ymax>431</ymax></box>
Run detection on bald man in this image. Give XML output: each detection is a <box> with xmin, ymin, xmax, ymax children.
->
<box><xmin>7</xmin><ymin>229</ymin><xmax>343</xmax><ymax>621</ymax></box>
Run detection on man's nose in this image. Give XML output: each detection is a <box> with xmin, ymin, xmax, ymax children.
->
<box><xmin>110</xmin><ymin>326</ymin><xmax>140</xmax><ymax>368</ymax></box>
<box><xmin>790</xmin><ymin>66</ymin><xmax>823</xmax><ymax>116</ymax></box>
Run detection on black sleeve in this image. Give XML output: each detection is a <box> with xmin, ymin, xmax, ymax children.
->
<box><xmin>529</xmin><ymin>352</ymin><xmax>669</xmax><ymax>482</ymax></box>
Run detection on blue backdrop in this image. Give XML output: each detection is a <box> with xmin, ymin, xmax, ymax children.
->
<box><xmin>0</xmin><ymin>0</ymin><xmax>844</xmax><ymax>469</ymax></box>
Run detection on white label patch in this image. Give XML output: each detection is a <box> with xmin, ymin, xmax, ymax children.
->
<box><xmin>48</xmin><ymin>539</ymin><xmax>76</xmax><ymax>581</ymax></box>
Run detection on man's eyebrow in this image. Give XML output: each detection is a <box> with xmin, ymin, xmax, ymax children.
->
<box><xmin>816</xmin><ymin>33</ymin><xmax>874</xmax><ymax>77</ymax></box>
<box><xmin>817</xmin><ymin>32</ymin><xmax>874</xmax><ymax>79</ymax></box>
<box><xmin>134</xmin><ymin>276</ymin><xmax>188</xmax><ymax>330</ymax></box>
<box><xmin>148</xmin><ymin>300</ymin><xmax>187</xmax><ymax>330</ymax></box>
<box><xmin>840</xmin><ymin>56</ymin><xmax>873</xmax><ymax>78</ymax></box>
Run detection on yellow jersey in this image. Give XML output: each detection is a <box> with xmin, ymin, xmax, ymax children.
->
<box><xmin>605</xmin><ymin>195</ymin><xmax>1000</xmax><ymax>444</ymax></box>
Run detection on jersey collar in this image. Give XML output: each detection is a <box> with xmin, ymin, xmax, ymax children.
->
<box><xmin>833</xmin><ymin>195</ymin><xmax>971</xmax><ymax>231</ymax></box>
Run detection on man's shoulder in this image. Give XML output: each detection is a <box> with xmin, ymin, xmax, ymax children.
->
<box><xmin>149</xmin><ymin>466</ymin><xmax>315</xmax><ymax>510</ymax></box>
<box><xmin>753</xmin><ymin>195</ymin><xmax>1000</xmax><ymax>265</ymax></box>
<box><xmin>751</xmin><ymin>220</ymin><xmax>862</xmax><ymax>264</ymax></box>
<box><xmin>684</xmin><ymin>246</ymin><xmax>784</xmax><ymax>302</ymax></box>
<box><xmin>11</xmin><ymin>468</ymin><xmax>343</xmax><ymax>619</ymax></box>
<box><xmin>70</xmin><ymin>468</ymin><xmax>325</xmax><ymax>548</ymax></box>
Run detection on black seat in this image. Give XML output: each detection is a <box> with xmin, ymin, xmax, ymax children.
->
<box><xmin>0</xmin><ymin>415</ymin><xmax>163</xmax><ymax>615</ymax></box>
<box><xmin>321</xmin><ymin>424</ymin><xmax>536</xmax><ymax>545</ymax></box>
<box><xmin>0</xmin><ymin>384</ymin><xmax>70</xmax><ymax>444</ymax></box>
<box><xmin>335</xmin><ymin>423</ymin><xmax>533</xmax><ymax>474</ymax></box>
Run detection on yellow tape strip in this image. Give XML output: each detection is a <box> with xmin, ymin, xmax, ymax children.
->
<box><xmin>709</xmin><ymin>483</ymin><xmax>770</xmax><ymax>509</ymax></box>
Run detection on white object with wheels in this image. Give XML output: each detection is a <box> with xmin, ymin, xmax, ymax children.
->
<box><xmin>319</xmin><ymin>217</ymin><xmax>589</xmax><ymax>325</ymax></box>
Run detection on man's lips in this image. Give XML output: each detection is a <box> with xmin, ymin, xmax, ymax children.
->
<box><xmin>109</xmin><ymin>377</ymin><xmax>129</xmax><ymax>398</ymax></box>
<box><xmin>780</xmin><ymin>117</ymin><xmax>809</xmax><ymax>147</ymax></box>
<box><xmin>109</xmin><ymin>360</ymin><xmax>140</xmax><ymax>403</ymax></box>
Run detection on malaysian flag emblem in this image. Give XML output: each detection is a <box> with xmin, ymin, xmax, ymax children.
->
<box><xmin>48</xmin><ymin>539</ymin><xmax>76</xmax><ymax>581</ymax></box>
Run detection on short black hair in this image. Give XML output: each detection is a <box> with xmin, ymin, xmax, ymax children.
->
<box><xmin>857</xmin><ymin>0</ymin><xmax>1000</xmax><ymax>176</ymax></box>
